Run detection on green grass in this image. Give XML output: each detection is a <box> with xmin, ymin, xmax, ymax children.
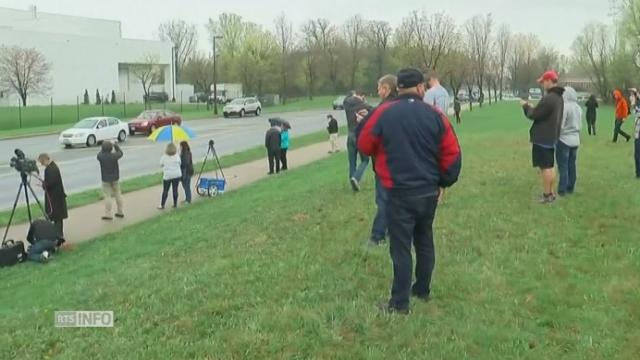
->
<box><xmin>0</xmin><ymin>125</ymin><xmax>344</xmax><ymax>228</ymax></box>
<box><xmin>0</xmin><ymin>96</ymin><xmax>336</xmax><ymax>138</ymax></box>
<box><xmin>2</xmin><ymin>102</ymin><xmax>638</xmax><ymax>359</ymax></box>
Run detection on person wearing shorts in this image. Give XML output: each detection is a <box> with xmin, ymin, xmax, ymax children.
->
<box><xmin>521</xmin><ymin>70</ymin><xmax>565</xmax><ymax>204</ymax></box>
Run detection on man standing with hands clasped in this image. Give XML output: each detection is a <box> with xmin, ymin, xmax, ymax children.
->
<box><xmin>520</xmin><ymin>70</ymin><xmax>565</xmax><ymax>204</ymax></box>
<box><xmin>358</xmin><ymin>69</ymin><xmax>462</xmax><ymax>314</ymax></box>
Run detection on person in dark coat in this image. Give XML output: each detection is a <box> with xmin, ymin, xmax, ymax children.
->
<box><xmin>266</xmin><ymin>118</ymin><xmax>282</xmax><ymax>174</ymax></box>
<box><xmin>37</xmin><ymin>153</ymin><xmax>67</xmax><ymax>244</ymax></box>
<box><xmin>358</xmin><ymin>68</ymin><xmax>462</xmax><ymax>314</ymax></box>
<box><xmin>585</xmin><ymin>95</ymin><xmax>598</xmax><ymax>136</ymax></box>
<box><xmin>179</xmin><ymin>142</ymin><xmax>195</xmax><ymax>204</ymax></box>
<box><xmin>454</xmin><ymin>99</ymin><xmax>462</xmax><ymax>124</ymax></box>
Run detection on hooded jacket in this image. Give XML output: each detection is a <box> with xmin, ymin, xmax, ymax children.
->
<box><xmin>559</xmin><ymin>87</ymin><xmax>583</xmax><ymax>147</ymax></box>
<box><xmin>522</xmin><ymin>86</ymin><xmax>565</xmax><ymax>146</ymax></box>
<box><xmin>614</xmin><ymin>90</ymin><xmax>629</xmax><ymax>121</ymax></box>
<box><xmin>343</xmin><ymin>95</ymin><xmax>373</xmax><ymax>135</ymax></box>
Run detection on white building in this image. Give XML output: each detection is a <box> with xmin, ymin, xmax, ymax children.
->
<box><xmin>0</xmin><ymin>6</ymin><xmax>176</xmax><ymax>106</ymax></box>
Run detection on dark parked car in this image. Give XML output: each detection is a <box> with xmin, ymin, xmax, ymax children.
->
<box><xmin>144</xmin><ymin>91</ymin><xmax>169</xmax><ymax>103</ymax></box>
<box><xmin>128</xmin><ymin>110</ymin><xmax>182</xmax><ymax>135</ymax></box>
<box><xmin>189</xmin><ymin>92</ymin><xmax>209</xmax><ymax>103</ymax></box>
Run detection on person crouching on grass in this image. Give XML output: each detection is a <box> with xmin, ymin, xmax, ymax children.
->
<box><xmin>520</xmin><ymin>70</ymin><xmax>565</xmax><ymax>204</ymax></box>
<box><xmin>158</xmin><ymin>143</ymin><xmax>182</xmax><ymax>210</ymax></box>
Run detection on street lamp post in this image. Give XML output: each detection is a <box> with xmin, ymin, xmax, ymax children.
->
<box><xmin>213</xmin><ymin>35</ymin><xmax>223</xmax><ymax>116</ymax></box>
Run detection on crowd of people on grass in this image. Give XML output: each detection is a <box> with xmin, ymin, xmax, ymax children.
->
<box><xmin>520</xmin><ymin>70</ymin><xmax>640</xmax><ymax>204</ymax></box>
<box><xmin>20</xmin><ymin>66</ymin><xmax>640</xmax><ymax>314</ymax></box>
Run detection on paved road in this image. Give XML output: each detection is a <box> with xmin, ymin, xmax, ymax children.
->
<box><xmin>0</xmin><ymin>109</ymin><xmax>345</xmax><ymax>210</ymax></box>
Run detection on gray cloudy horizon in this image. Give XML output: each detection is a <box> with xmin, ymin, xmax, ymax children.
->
<box><xmin>0</xmin><ymin>0</ymin><xmax>613</xmax><ymax>55</ymax></box>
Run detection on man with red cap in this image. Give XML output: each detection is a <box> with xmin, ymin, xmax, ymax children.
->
<box><xmin>520</xmin><ymin>70</ymin><xmax>565</xmax><ymax>204</ymax></box>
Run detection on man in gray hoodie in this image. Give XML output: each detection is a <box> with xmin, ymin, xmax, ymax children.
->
<box><xmin>556</xmin><ymin>87</ymin><xmax>582</xmax><ymax>196</ymax></box>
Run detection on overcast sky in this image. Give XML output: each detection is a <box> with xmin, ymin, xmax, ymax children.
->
<box><xmin>0</xmin><ymin>0</ymin><xmax>614</xmax><ymax>55</ymax></box>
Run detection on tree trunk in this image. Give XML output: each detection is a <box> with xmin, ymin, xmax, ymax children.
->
<box><xmin>467</xmin><ymin>85</ymin><xmax>474</xmax><ymax>112</ymax></box>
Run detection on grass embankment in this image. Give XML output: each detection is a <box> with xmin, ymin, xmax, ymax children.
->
<box><xmin>1</xmin><ymin>103</ymin><xmax>638</xmax><ymax>358</ymax></box>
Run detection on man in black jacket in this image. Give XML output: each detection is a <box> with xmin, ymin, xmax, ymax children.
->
<box><xmin>344</xmin><ymin>91</ymin><xmax>373</xmax><ymax>191</ymax></box>
<box><xmin>327</xmin><ymin>115</ymin><xmax>339</xmax><ymax>154</ymax></box>
<box><xmin>265</xmin><ymin>118</ymin><xmax>282</xmax><ymax>174</ymax></box>
<box><xmin>97</xmin><ymin>141</ymin><xmax>124</xmax><ymax>220</ymax></box>
<box><xmin>520</xmin><ymin>70</ymin><xmax>565</xmax><ymax>204</ymax></box>
<box><xmin>37</xmin><ymin>153</ymin><xmax>67</xmax><ymax>244</ymax></box>
<box><xmin>358</xmin><ymin>69</ymin><xmax>462</xmax><ymax>314</ymax></box>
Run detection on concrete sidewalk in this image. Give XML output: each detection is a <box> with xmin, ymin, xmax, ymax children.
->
<box><xmin>4</xmin><ymin>137</ymin><xmax>345</xmax><ymax>245</ymax></box>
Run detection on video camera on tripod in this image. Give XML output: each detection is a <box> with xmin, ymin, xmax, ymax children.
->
<box><xmin>9</xmin><ymin>149</ymin><xmax>39</xmax><ymax>175</ymax></box>
<box><xmin>2</xmin><ymin>148</ymin><xmax>48</xmax><ymax>245</ymax></box>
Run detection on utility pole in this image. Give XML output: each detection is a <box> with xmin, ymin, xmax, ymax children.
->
<box><xmin>213</xmin><ymin>35</ymin><xmax>223</xmax><ymax>116</ymax></box>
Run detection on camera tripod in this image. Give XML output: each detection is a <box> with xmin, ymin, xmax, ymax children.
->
<box><xmin>197</xmin><ymin>140</ymin><xmax>225</xmax><ymax>180</ymax></box>
<box><xmin>2</xmin><ymin>171</ymin><xmax>47</xmax><ymax>243</ymax></box>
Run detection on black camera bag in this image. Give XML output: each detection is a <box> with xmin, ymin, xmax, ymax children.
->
<box><xmin>0</xmin><ymin>240</ymin><xmax>26</xmax><ymax>267</ymax></box>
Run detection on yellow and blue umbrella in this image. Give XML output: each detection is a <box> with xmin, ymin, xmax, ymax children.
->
<box><xmin>147</xmin><ymin>124</ymin><xmax>196</xmax><ymax>143</ymax></box>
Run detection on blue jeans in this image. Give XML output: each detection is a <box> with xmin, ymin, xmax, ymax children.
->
<box><xmin>182</xmin><ymin>176</ymin><xmax>192</xmax><ymax>203</ymax></box>
<box><xmin>556</xmin><ymin>141</ymin><xmax>578</xmax><ymax>194</ymax></box>
<box><xmin>387</xmin><ymin>193</ymin><xmax>439</xmax><ymax>310</ymax></box>
<box><xmin>347</xmin><ymin>134</ymin><xmax>369</xmax><ymax>181</ymax></box>
<box><xmin>635</xmin><ymin>139</ymin><xmax>640</xmax><ymax>177</ymax></box>
<box><xmin>371</xmin><ymin>176</ymin><xmax>388</xmax><ymax>241</ymax></box>
<box><xmin>28</xmin><ymin>240</ymin><xmax>57</xmax><ymax>262</ymax></box>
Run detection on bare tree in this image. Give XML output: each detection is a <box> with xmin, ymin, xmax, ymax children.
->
<box><xmin>207</xmin><ymin>13</ymin><xmax>246</xmax><ymax>59</ymax></box>
<box><xmin>132</xmin><ymin>54</ymin><xmax>161</xmax><ymax>104</ymax></box>
<box><xmin>0</xmin><ymin>46</ymin><xmax>51</xmax><ymax>106</ymax></box>
<box><xmin>366</xmin><ymin>20</ymin><xmax>393</xmax><ymax>78</ymax></box>
<box><xmin>182</xmin><ymin>53</ymin><xmax>214</xmax><ymax>95</ymax></box>
<box><xmin>301</xmin><ymin>21</ymin><xmax>320</xmax><ymax>99</ymax></box>
<box><xmin>572</xmin><ymin>22</ymin><xmax>615</xmax><ymax>101</ymax></box>
<box><xmin>444</xmin><ymin>47</ymin><xmax>471</xmax><ymax>104</ymax></box>
<box><xmin>274</xmin><ymin>13</ymin><xmax>293</xmax><ymax>104</ymax></box>
<box><xmin>465</xmin><ymin>14</ymin><xmax>493</xmax><ymax>107</ymax></box>
<box><xmin>158</xmin><ymin>19</ymin><xmax>198</xmax><ymax>82</ymax></box>
<box><xmin>401</xmin><ymin>11</ymin><xmax>457</xmax><ymax>71</ymax></box>
<box><xmin>344</xmin><ymin>15</ymin><xmax>365</xmax><ymax>90</ymax></box>
<box><xmin>495</xmin><ymin>24</ymin><xmax>511</xmax><ymax>100</ymax></box>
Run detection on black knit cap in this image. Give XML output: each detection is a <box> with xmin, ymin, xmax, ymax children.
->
<box><xmin>396</xmin><ymin>68</ymin><xmax>425</xmax><ymax>89</ymax></box>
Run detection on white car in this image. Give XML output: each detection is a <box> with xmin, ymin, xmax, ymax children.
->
<box><xmin>59</xmin><ymin>117</ymin><xmax>128</xmax><ymax>148</ymax></box>
<box><xmin>223</xmin><ymin>97</ymin><xmax>262</xmax><ymax>118</ymax></box>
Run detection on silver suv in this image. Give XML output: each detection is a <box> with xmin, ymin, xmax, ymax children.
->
<box><xmin>223</xmin><ymin>97</ymin><xmax>262</xmax><ymax>118</ymax></box>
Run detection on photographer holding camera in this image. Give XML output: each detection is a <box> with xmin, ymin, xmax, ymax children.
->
<box><xmin>37</xmin><ymin>153</ymin><xmax>68</xmax><ymax>244</ymax></box>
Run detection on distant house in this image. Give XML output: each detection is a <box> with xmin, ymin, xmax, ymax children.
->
<box><xmin>0</xmin><ymin>6</ymin><xmax>175</xmax><ymax>106</ymax></box>
<box><xmin>560</xmin><ymin>74</ymin><xmax>596</xmax><ymax>93</ymax></box>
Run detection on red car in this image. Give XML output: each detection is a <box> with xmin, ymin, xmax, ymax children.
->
<box><xmin>128</xmin><ymin>110</ymin><xmax>183</xmax><ymax>135</ymax></box>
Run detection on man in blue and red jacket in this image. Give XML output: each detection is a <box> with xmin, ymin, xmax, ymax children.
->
<box><xmin>357</xmin><ymin>68</ymin><xmax>462</xmax><ymax>314</ymax></box>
